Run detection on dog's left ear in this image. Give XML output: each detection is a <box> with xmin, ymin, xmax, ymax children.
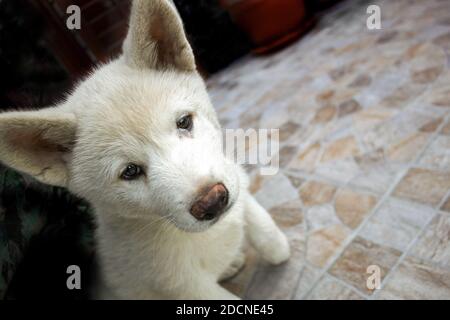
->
<box><xmin>0</xmin><ymin>109</ymin><xmax>77</xmax><ymax>187</ymax></box>
<box><xmin>122</xmin><ymin>0</ymin><xmax>196</xmax><ymax>72</ymax></box>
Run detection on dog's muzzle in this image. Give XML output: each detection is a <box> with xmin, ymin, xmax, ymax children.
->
<box><xmin>190</xmin><ymin>183</ymin><xmax>229</xmax><ymax>221</ymax></box>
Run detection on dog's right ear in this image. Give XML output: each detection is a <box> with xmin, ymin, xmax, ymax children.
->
<box><xmin>0</xmin><ymin>109</ymin><xmax>77</xmax><ymax>187</ymax></box>
<box><xmin>122</xmin><ymin>0</ymin><xmax>196</xmax><ymax>72</ymax></box>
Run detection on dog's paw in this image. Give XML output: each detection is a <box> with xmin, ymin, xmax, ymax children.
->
<box><xmin>220</xmin><ymin>251</ymin><xmax>246</xmax><ymax>281</ymax></box>
<box><xmin>260</xmin><ymin>232</ymin><xmax>291</xmax><ymax>265</ymax></box>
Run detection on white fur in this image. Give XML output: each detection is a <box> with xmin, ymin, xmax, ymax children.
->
<box><xmin>0</xmin><ymin>0</ymin><xmax>290</xmax><ymax>299</ymax></box>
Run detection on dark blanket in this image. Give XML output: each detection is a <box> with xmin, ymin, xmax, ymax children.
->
<box><xmin>0</xmin><ymin>164</ymin><xmax>96</xmax><ymax>299</ymax></box>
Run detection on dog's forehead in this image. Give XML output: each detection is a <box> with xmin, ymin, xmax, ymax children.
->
<box><xmin>73</xmin><ymin>64</ymin><xmax>210</xmax><ymax>144</ymax></box>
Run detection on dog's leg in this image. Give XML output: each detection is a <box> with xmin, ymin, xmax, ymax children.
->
<box><xmin>244</xmin><ymin>194</ymin><xmax>290</xmax><ymax>265</ymax></box>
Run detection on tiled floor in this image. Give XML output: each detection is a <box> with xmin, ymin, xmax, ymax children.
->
<box><xmin>208</xmin><ymin>0</ymin><xmax>450</xmax><ymax>299</ymax></box>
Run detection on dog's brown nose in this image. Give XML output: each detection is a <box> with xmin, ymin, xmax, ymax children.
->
<box><xmin>190</xmin><ymin>183</ymin><xmax>229</xmax><ymax>221</ymax></box>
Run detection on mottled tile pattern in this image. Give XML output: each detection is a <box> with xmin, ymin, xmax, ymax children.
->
<box><xmin>441</xmin><ymin>120</ymin><xmax>450</xmax><ymax>136</ymax></box>
<box><xmin>393</xmin><ymin>168</ymin><xmax>450</xmax><ymax>206</ymax></box>
<box><xmin>442</xmin><ymin>196</ymin><xmax>450</xmax><ymax>212</ymax></box>
<box><xmin>329</xmin><ymin>237</ymin><xmax>402</xmax><ymax>295</ymax></box>
<box><xmin>409</xmin><ymin>213</ymin><xmax>450</xmax><ymax>268</ymax></box>
<box><xmin>418</xmin><ymin>135</ymin><xmax>450</xmax><ymax>171</ymax></box>
<box><xmin>335</xmin><ymin>188</ymin><xmax>377</xmax><ymax>229</ymax></box>
<box><xmin>376</xmin><ymin>257</ymin><xmax>450</xmax><ymax>300</ymax></box>
<box><xmin>269</xmin><ymin>199</ymin><xmax>303</xmax><ymax>230</ymax></box>
<box><xmin>293</xmin><ymin>265</ymin><xmax>323</xmax><ymax>299</ymax></box>
<box><xmin>359</xmin><ymin>199</ymin><xmax>435</xmax><ymax>251</ymax></box>
<box><xmin>306</xmin><ymin>275</ymin><xmax>365</xmax><ymax>300</ymax></box>
<box><xmin>215</xmin><ymin>0</ymin><xmax>450</xmax><ymax>299</ymax></box>
<box><xmin>307</xmin><ymin>223</ymin><xmax>350</xmax><ymax>268</ymax></box>
<box><xmin>299</xmin><ymin>181</ymin><xmax>336</xmax><ymax>207</ymax></box>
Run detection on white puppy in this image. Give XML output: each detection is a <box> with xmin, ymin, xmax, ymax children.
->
<box><xmin>0</xmin><ymin>0</ymin><xmax>290</xmax><ymax>299</ymax></box>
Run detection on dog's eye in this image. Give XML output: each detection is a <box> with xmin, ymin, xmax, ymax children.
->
<box><xmin>176</xmin><ymin>114</ymin><xmax>193</xmax><ymax>131</ymax></box>
<box><xmin>120</xmin><ymin>164</ymin><xmax>143</xmax><ymax>180</ymax></box>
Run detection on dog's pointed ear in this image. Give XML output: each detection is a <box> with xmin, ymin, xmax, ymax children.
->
<box><xmin>122</xmin><ymin>0</ymin><xmax>196</xmax><ymax>72</ymax></box>
<box><xmin>0</xmin><ymin>109</ymin><xmax>77</xmax><ymax>187</ymax></box>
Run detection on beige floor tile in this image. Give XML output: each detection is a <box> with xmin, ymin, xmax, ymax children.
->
<box><xmin>306</xmin><ymin>275</ymin><xmax>365</xmax><ymax>300</ymax></box>
<box><xmin>349</xmin><ymin>163</ymin><xmax>403</xmax><ymax>195</ymax></box>
<box><xmin>377</xmin><ymin>256</ymin><xmax>450</xmax><ymax>299</ymax></box>
<box><xmin>411</xmin><ymin>66</ymin><xmax>443</xmax><ymax>84</ymax></box>
<box><xmin>279</xmin><ymin>121</ymin><xmax>302</xmax><ymax>143</ymax></box>
<box><xmin>409</xmin><ymin>213</ymin><xmax>450</xmax><ymax>268</ymax></box>
<box><xmin>359</xmin><ymin>199</ymin><xmax>435</xmax><ymax>251</ymax></box>
<box><xmin>315</xmin><ymin>159</ymin><xmax>362</xmax><ymax>185</ymax></box>
<box><xmin>441</xmin><ymin>120</ymin><xmax>450</xmax><ymax>136</ymax></box>
<box><xmin>285</xmin><ymin>174</ymin><xmax>305</xmax><ymax>189</ymax></box>
<box><xmin>299</xmin><ymin>180</ymin><xmax>337</xmax><ymax>207</ymax></box>
<box><xmin>420</xmin><ymin>118</ymin><xmax>443</xmax><ymax>133</ymax></box>
<box><xmin>312</xmin><ymin>105</ymin><xmax>336</xmax><ymax>124</ymax></box>
<box><xmin>352</xmin><ymin>108</ymin><xmax>395</xmax><ymax>134</ymax></box>
<box><xmin>442</xmin><ymin>196</ymin><xmax>450</xmax><ymax>212</ymax></box>
<box><xmin>429</xmin><ymin>87</ymin><xmax>450</xmax><ymax>108</ymax></box>
<box><xmin>393</xmin><ymin>168</ymin><xmax>450</xmax><ymax>206</ymax></box>
<box><xmin>293</xmin><ymin>265</ymin><xmax>323</xmax><ymax>299</ymax></box>
<box><xmin>329</xmin><ymin>236</ymin><xmax>402</xmax><ymax>295</ymax></box>
<box><xmin>362</xmin><ymin>111</ymin><xmax>433</xmax><ymax>151</ymax></box>
<box><xmin>321</xmin><ymin>136</ymin><xmax>360</xmax><ymax>162</ymax></box>
<box><xmin>307</xmin><ymin>224</ymin><xmax>351</xmax><ymax>268</ymax></box>
<box><xmin>288</xmin><ymin>143</ymin><xmax>322</xmax><ymax>173</ymax></box>
<box><xmin>379</xmin><ymin>83</ymin><xmax>428</xmax><ymax>109</ymax></box>
<box><xmin>418</xmin><ymin>135</ymin><xmax>450</xmax><ymax>171</ymax></box>
<box><xmin>269</xmin><ymin>199</ymin><xmax>303</xmax><ymax>230</ymax></box>
<box><xmin>335</xmin><ymin>188</ymin><xmax>378</xmax><ymax>229</ymax></box>
<box><xmin>279</xmin><ymin>145</ymin><xmax>299</xmax><ymax>168</ymax></box>
<box><xmin>306</xmin><ymin>204</ymin><xmax>341</xmax><ymax>232</ymax></box>
<box><xmin>338</xmin><ymin>99</ymin><xmax>362</xmax><ymax>118</ymax></box>
<box><xmin>386</xmin><ymin>132</ymin><xmax>430</xmax><ymax>163</ymax></box>
<box><xmin>254</xmin><ymin>172</ymin><xmax>299</xmax><ymax>209</ymax></box>
<box><xmin>433</xmin><ymin>31</ymin><xmax>450</xmax><ymax>50</ymax></box>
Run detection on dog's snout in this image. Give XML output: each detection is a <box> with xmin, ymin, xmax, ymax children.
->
<box><xmin>190</xmin><ymin>183</ymin><xmax>229</xmax><ymax>221</ymax></box>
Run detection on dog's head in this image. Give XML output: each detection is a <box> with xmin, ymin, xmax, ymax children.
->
<box><xmin>0</xmin><ymin>0</ymin><xmax>240</xmax><ymax>232</ymax></box>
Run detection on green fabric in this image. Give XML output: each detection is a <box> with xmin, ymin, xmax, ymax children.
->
<box><xmin>0</xmin><ymin>164</ymin><xmax>95</xmax><ymax>299</ymax></box>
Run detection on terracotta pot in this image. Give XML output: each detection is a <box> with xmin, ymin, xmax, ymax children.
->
<box><xmin>220</xmin><ymin>0</ymin><xmax>310</xmax><ymax>54</ymax></box>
